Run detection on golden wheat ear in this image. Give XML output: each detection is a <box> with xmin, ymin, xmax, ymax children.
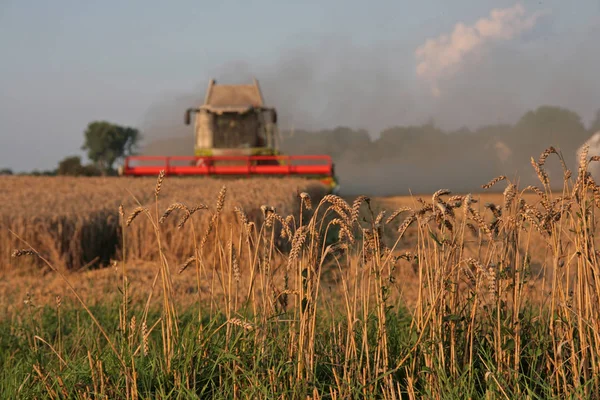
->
<box><xmin>154</xmin><ymin>170</ymin><xmax>166</xmax><ymax>198</ymax></box>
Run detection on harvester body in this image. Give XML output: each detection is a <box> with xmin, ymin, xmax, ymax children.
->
<box><xmin>121</xmin><ymin>78</ymin><xmax>338</xmax><ymax>192</ymax></box>
<box><xmin>187</xmin><ymin>78</ymin><xmax>279</xmax><ymax>157</ymax></box>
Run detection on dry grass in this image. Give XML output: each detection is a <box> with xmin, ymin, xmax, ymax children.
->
<box><xmin>4</xmin><ymin>145</ymin><xmax>600</xmax><ymax>398</ymax></box>
<box><xmin>0</xmin><ymin>189</ymin><xmax>558</xmax><ymax>315</ymax></box>
<box><xmin>0</xmin><ymin>176</ymin><xmax>329</xmax><ymax>271</ymax></box>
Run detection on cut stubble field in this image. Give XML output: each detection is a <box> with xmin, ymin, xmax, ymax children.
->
<box><xmin>2</xmin><ymin>145</ymin><xmax>600</xmax><ymax>398</ymax></box>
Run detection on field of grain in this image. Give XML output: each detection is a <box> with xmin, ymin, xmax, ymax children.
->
<box><xmin>2</xmin><ymin>146</ymin><xmax>600</xmax><ymax>398</ymax></box>
<box><xmin>1</xmin><ymin>175</ymin><xmax>329</xmax><ymax>271</ymax></box>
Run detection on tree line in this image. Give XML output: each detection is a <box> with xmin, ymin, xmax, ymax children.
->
<box><xmin>3</xmin><ymin>105</ymin><xmax>599</xmax><ymax>186</ymax></box>
<box><xmin>282</xmin><ymin>106</ymin><xmax>600</xmax><ymax>166</ymax></box>
<box><xmin>278</xmin><ymin>106</ymin><xmax>600</xmax><ymax>194</ymax></box>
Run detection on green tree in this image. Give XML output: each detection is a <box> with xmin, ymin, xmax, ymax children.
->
<box><xmin>510</xmin><ymin>106</ymin><xmax>588</xmax><ymax>170</ymax></box>
<box><xmin>0</xmin><ymin>168</ymin><xmax>13</xmax><ymax>175</ymax></box>
<box><xmin>57</xmin><ymin>156</ymin><xmax>84</xmax><ymax>176</ymax></box>
<box><xmin>280</xmin><ymin>126</ymin><xmax>372</xmax><ymax>162</ymax></box>
<box><xmin>81</xmin><ymin>121</ymin><xmax>140</xmax><ymax>175</ymax></box>
<box><xmin>30</xmin><ymin>169</ymin><xmax>56</xmax><ymax>176</ymax></box>
<box><xmin>80</xmin><ymin>164</ymin><xmax>102</xmax><ymax>177</ymax></box>
<box><xmin>375</xmin><ymin>123</ymin><xmax>447</xmax><ymax>162</ymax></box>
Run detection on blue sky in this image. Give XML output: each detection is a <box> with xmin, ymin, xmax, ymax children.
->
<box><xmin>1</xmin><ymin>1</ymin><xmax>599</xmax><ymax>172</ymax></box>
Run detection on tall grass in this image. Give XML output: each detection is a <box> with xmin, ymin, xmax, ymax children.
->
<box><xmin>3</xmin><ymin>145</ymin><xmax>600</xmax><ymax>398</ymax></box>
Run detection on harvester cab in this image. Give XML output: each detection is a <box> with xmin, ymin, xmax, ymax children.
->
<box><xmin>185</xmin><ymin>78</ymin><xmax>280</xmax><ymax>158</ymax></box>
<box><xmin>121</xmin><ymin>78</ymin><xmax>339</xmax><ymax>193</ymax></box>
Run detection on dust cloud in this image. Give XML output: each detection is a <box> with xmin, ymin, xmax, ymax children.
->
<box><xmin>139</xmin><ymin>4</ymin><xmax>600</xmax><ymax>196</ymax></box>
<box><xmin>139</xmin><ymin>40</ymin><xmax>419</xmax><ymax>146</ymax></box>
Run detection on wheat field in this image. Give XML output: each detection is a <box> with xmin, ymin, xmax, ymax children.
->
<box><xmin>2</xmin><ymin>146</ymin><xmax>600</xmax><ymax>398</ymax></box>
<box><xmin>1</xmin><ymin>175</ymin><xmax>329</xmax><ymax>272</ymax></box>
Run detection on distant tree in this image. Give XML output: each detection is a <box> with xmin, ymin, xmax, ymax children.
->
<box><xmin>30</xmin><ymin>169</ymin><xmax>56</xmax><ymax>176</ymax></box>
<box><xmin>375</xmin><ymin>123</ymin><xmax>448</xmax><ymax>161</ymax></box>
<box><xmin>57</xmin><ymin>155</ymin><xmax>102</xmax><ymax>177</ymax></box>
<box><xmin>474</xmin><ymin>124</ymin><xmax>513</xmax><ymax>139</ymax></box>
<box><xmin>510</xmin><ymin>106</ymin><xmax>588</xmax><ymax>168</ymax></box>
<box><xmin>0</xmin><ymin>168</ymin><xmax>13</xmax><ymax>175</ymax></box>
<box><xmin>80</xmin><ymin>164</ymin><xmax>102</xmax><ymax>177</ymax></box>
<box><xmin>280</xmin><ymin>126</ymin><xmax>372</xmax><ymax>162</ymax></box>
<box><xmin>81</xmin><ymin>121</ymin><xmax>140</xmax><ymax>175</ymax></box>
<box><xmin>57</xmin><ymin>156</ymin><xmax>84</xmax><ymax>176</ymax></box>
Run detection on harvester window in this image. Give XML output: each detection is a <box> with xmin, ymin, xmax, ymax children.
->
<box><xmin>213</xmin><ymin>112</ymin><xmax>264</xmax><ymax>149</ymax></box>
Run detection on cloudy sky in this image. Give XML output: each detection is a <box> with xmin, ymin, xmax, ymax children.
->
<box><xmin>1</xmin><ymin>1</ymin><xmax>599</xmax><ymax>172</ymax></box>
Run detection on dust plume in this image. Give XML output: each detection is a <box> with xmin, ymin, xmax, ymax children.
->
<box><xmin>139</xmin><ymin>4</ymin><xmax>599</xmax><ymax>196</ymax></box>
<box><xmin>139</xmin><ymin>37</ymin><xmax>419</xmax><ymax>148</ymax></box>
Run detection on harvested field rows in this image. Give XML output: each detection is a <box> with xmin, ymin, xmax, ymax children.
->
<box><xmin>1</xmin><ymin>176</ymin><xmax>329</xmax><ymax>271</ymax></box>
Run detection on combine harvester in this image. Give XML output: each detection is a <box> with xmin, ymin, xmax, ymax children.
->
<box><xmin>120</xmin><ymin>78</ymin><xmax>339</xmax><ymax>193</ymax></box>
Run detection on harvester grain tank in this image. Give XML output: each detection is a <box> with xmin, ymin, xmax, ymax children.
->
<box><xmin>121</xmin><ymin>78</ymin><xmax>338</xmax><ymax>192</ymax></box>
